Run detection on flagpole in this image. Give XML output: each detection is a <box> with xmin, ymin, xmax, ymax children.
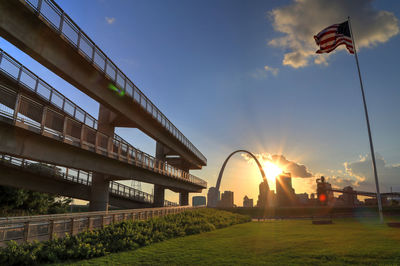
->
<box><xmin>348</xmin><ymin>16</ymin><xmax>383</xmax><ymax>223</ymax></box>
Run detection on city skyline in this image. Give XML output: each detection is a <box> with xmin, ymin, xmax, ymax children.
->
<box><xmin>1</xmin><ymin>0</ymin><xmax>400</xmax><ymax>206</ymax></box>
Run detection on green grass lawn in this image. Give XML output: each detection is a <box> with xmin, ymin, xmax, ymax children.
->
<box><xmin>57</xmin><ymin>217</ymin><xmax>400</xmax><ymax>265</ymax></box>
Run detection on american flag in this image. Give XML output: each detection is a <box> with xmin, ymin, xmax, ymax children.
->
<box><xmin>314</xmin><ymin>21</ymin><xmax>354</xmax><ymax>54</ymax></box>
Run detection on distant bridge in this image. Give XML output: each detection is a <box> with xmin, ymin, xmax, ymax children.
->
<box><xmin>329</xmin><ymin>188</ymin><xmax>400</xmax><ymax>198</ymax></box>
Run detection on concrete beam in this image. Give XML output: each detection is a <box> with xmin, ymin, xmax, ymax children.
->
<box><xmin>0</xmin><ymin>164</ymin><xmax>152</xmax><ymax>209</ymax></box>
<box><xmin>0</xmin><ymin>122</ymin><xmax>203</xmax><ymax>192</ymax></box>
<box><xmin>0</xmin><ymin>0</ymin><xmax>204</xmax><ymax>169</ymax></box>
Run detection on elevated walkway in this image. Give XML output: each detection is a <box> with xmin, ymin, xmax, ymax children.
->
<box><xmin>0</xmin><ymin>154</ymin><xmax>177</xmax><ymax>208</ymax></box>
<box><xmin>0</xmin><ymin>49</ymin><xmax>206</xmax><ymax>192</ymax></box>
<box><xmin>0</xmin><ymin>0</ymin><xmax>206</xmax><ymax>169</ymax></box>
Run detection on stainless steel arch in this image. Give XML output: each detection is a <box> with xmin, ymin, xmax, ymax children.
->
<box><xmin>215</xmin><ymin>150</ymin><xmax>269</xmax><ymax>191</ymax></box>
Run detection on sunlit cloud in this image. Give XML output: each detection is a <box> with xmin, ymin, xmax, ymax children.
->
<box><xmin>242</xmin><ymin>153</ymin><xmax>313</xmax><ymax>178</ymax></box>
<box><xmin>105</xmin><ymin>17</ymin><xmax>116</xmax><ymax>24</ymax></box>
<box><xmin>250</xmin><ymin>65</ymin><xmax>279</xmax><ymax>79</ymax></box>
<box><xmin>269</xmin><ymin>0</ymin><xmax>399</xmax><ymax>68</ymax></box>
<box><xmin>344</xmin><ymin>153</ymin><xmax>400</xmax><ymax>190</ymax></box>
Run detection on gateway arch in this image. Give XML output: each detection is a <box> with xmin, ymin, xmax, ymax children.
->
<box><xmin>208</xmin><ymin>150</ymin><xmax>270</xmax><ymax>207</ymax></box>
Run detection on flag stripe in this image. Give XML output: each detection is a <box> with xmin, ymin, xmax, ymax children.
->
<box><xmin>317</xmin><ymin>40</ymin><xmax>354</xmax><ymax>54</ymax></box>
<box><xmin>320</xmin><ymin>37</ymin><xmax>353</xmax><ymax>50</ymax></box>
<box><xmin>314</xmin><ymin>21</ymin><xmax>354</xmax><ymax>54</ymax></box>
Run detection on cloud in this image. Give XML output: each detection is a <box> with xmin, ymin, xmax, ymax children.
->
<box><xmin>327</xmin><ymin>175</ymin><xmax>365</xmax><ymax>188</ymax></box>
<box><xmin>243</xmin><ymin>153</ymin><xmax>313</xmax><ymax>178</ymax></box>
<box><xmin>264</xmin><ymin>65</ymin><xmax>279</xmax><ymax>76</ymax></box>
<box><xmin>344</xmin><ymin>154</ymin><xmax>400</xmax><ymax>190</ymax></box>
<box><xmin>105</xmin><ymin>17</ymin><xmax>116</xmax><ymax>24</ymax></box>
<box><xmin>269</xmin><ymin>0</ymin><xmax>399</xmax><ymax>68</ymax></box>
<box><xmin>250</xmin><ymin>65</ymin><xmax>279</xmax><ymax>79</ymax></box>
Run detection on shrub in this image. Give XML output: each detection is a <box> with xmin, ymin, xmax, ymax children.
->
<box><xmin>0</xmin><ymin>208</ymin><xmax>250</xmax><ymax>265</ymax></box>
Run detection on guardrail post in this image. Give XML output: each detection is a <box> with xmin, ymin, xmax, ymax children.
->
<box><xmin>117</xmin><ymin>142</ymin><xmax>122</xmax><ymax>160</ymax></box>
<box><xmin>17</xmin><ymin>66</ymin><xmax>23</xmax><ymax>83</ymax></box>
<box><xmin>62</xmin><ymin>116</ymin><xmax>68</xmax><ymax>141</ymax></box>
<box><xmin>107</xmin><ymin>137</ymin><xmax>113</xmax><ymax>157</ymax></box>
<box><xmin>127</xmin><ymin>147</ymin><xmax>131</xmax><ymax>163</ymax></box>
<box><xmin>58</xmin><ymin>11</ymin><xmax>65</xmax><ymax>34</ymax></box>
<box><xmin>23</xmin><ymin>222</ymin><xmax>30</xmax><ymax>242</ymax></box>
<box><xmin>40</xmin><ymin>107</ymin><xmax>47</xmax><ymax>134</ymax></box>
<box><xmin>70</xmin><ymin>218</ymin><xmax>75</xmax><ymax>235</ymax></box>
<box><xmin>49</xmin><ymin>220</ymin><xmax>55</xmax><ymax>240</ymax></box>
<box><xmin>36</xmin><ymin>0</ymin><xmax>43</xmax><ymax>15</ymax></box>
<box><xmin>13</xmin><ymin>94</ymin><xmax>21</xmax><ymax>123</ymax></box>
<box><xmin>91</xmin><ymin>44</ymin><xmax>96</xmax><ymax>63</ymax></box>
<box><xmin>135</xmin><ymin>150</ymin><xmax>138</xmax><ymax>166</ymax></box>
<box><xmin>80</xmin><ymin>124</ymin><xmax>85</xmax><ymax>148</ymax></box>
<box><xmin>88</xmin><ymin>217</ymin><xmax>92</xmax><ymax>230</ymax></box>
<box><xmin>94</xmin><ymin>132</ymin><xmax>99</xmax><ymax>153</ymax></box>
<box><xmin>77</xmin><ymin>31</ymin><xmax>81</xmax><ymax>50</ymax></box>
<box><xmin>112</xmin><ymin>214</ymin><xmax>116</xmax><ymax>224</ymax></box>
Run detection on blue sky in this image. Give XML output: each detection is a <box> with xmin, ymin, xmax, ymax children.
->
<box><xmin>2</xmin><ymin>0</ymin><xmax>400</xmax><ymax>205</ymax></box>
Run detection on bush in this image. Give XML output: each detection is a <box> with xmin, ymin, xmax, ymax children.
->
<box><xmin>0</xmin><ymin>208</ymin><xmax>250</xmax><ymax>265</ymax></box>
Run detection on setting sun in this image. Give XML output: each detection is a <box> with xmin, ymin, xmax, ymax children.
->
<box><xmin>263</xmin><ymin>161</ymin><xmax>283</xmax><ymax>181</ymax></box>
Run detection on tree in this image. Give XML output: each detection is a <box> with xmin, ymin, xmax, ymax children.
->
<box><xmin>0</xmin><ymin>185</ymin><xmax>72</xmax><ymax>216</ymax></box>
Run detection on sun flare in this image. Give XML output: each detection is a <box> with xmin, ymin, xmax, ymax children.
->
<box><xmin>263</xmin><ymin>161</ymin><xmax>283</xmax><ymax>181</ymax></box>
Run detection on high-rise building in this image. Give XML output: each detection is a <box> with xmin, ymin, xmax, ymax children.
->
<box><xmin>219</xmin><ymin>191</ymin><xmax>234</xmax><ymax>208</ymax></box>
<box><xmin>243</xmin><ymin>195</ymin><xmax>254</xmax><ymax>208</ymax></box>
<box><xmin>257</xmin><ymin>180</ymin><xmax>270</xmax><ymax>208</ymax></box>
<box><xmin>192</xmin><ymin>196</ymin><xmax>206</xmax><ymax>207</ymax></box>
<box><xmin>276</xmin><ymin>173</ymin><xmax>296</xmax><ymax>207</ymax></box>
<box><xmin>207</xmin><ymin>187</ymin><xmax>220</xmax><ymax>207</ymax></box>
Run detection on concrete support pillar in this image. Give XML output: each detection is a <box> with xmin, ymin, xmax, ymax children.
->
<box><xmin>153</xmin><ymin>184</ymin><xmax>165</xmax><ymax>207</ymax></box>
<box><xmin>89</xmin><ymin>174</ymin><xmax>110</xmax><ymax>211</ymax></box>
<box><xmin>179</xmin><ymin>191</ymin><xmax>189</xmax><ymax>206</ymax></box>
<box><xmin>154</xmin><ymin>142</ymin><xmax>166</xmax><ymax>207</ymax></box>
<box><xmin>89</xmin><ymin>104</ymin><xmax>115</xmax><ymax>211</ymax></box>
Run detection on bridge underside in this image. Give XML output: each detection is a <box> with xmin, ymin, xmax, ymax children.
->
<box><xmin>0</xmin><ymin>0</ymin><xmax>204</xmax><ymax>170</ymax></box>
<box><xmin>0</xmin><ymin>164</ymin><xmax>152</xmax><ymax>209</ymax></box>
<box><xmin>0</xmin><ymin>121</ymin><xmax>202</xmax><ymax>193</ymax></box>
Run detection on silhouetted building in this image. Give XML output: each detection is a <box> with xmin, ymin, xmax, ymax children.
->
<box><xmin>341</xmin><ymin>186</ymin><xmax>357</xmax><ymax>207</ymax></box>
<box><xmin>219</xmin><ymin>191</ymin><xmax>234</xmax><ymax>208</ymax></box>
<box><xmin>192</xmin><ymin>196</ymin><xmax>206</xmax><ymax>207</ymax></box>
<box><xmin>207</xmin><ymin>187</ymin><xmax>220</xmax><ymax>207</ymax></box>
<box><xmin>257</xmin><ymin>180</ymin><xmax>270</xmax><ymax>208</ymax></box>
<box><xmin>243</xmin><ymin>195</ymin><xmax>253</xmax><ymax>208</ymax></box>
<box><xmin>267</xmin><ymin>190</ymin><xmax>276</xmax><ymax>207</ymax></box>
<box><xmin>296</xmin><ymin>193</ymin><xmax>309</xmax><ymax>205</ymax></box>
<box><xmin>276</xmin><ymin>173</ymin><xmax>296</xmax><ymax>207</ymax></box>
<box><xmin>316</xmin><ymin>176</ymin><xmax>334</xmax><ymax>205</ymax></box>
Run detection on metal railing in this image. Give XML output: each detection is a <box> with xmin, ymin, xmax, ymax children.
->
<box><xmin>0</xmin><ymin>205</ymin><xmax>195</xmax><ymax>245</ymax></box>
<box><xmin>0</xmin><ymin>154</ymin><xmax>178</xmax><ymax>207</ymax></box>
<box><xmin>0</xmin><ymin>55</ymin><xmax>207</xmax><ymax>188</ymax></box>
<box><xmin>18</xmin><ymin>0</ymin><xmax>207</xmax><ymax>165</ymax></box>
